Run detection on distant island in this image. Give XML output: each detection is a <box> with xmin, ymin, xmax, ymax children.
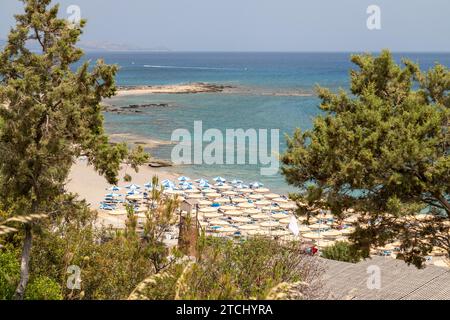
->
<box><xmin>0</xmin><ymin>38</ymin><xmax>170</xmax><ymax>52</ymax></box>
<box><xmin>78</xmin><ymin>41</ymin><xmax>171</xmax><ymax>52</ymax></box>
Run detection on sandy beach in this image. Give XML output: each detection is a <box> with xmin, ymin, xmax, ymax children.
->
<box><xmin>66</xmin><ymin>158</ymin><xmax>181</xmax><ymax>228</ymax></box>
<box><xmin>116</xmin><ymin>83</ymin><xmax>232</xmax><ymax>96</ymax></box>
<box><xmin>67</xmin><ymin>159</ymin><xmax>179</xmax><ymax>207</ymax></box>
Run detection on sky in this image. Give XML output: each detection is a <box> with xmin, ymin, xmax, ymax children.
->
<box><xmin>1</xmin><ymin>0</ymin><xmax>449</xmax><ymax>52</ymax></box>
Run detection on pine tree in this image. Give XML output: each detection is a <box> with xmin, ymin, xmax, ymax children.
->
<box><xmin>0</xmin><ymin>0</ymin><xmax>148</xmax><ymax>298</ymax></box>
<box><xmin>282</xmin><ymin>50</ymin><xmax>449</xmax><ymax>267</ymax></box>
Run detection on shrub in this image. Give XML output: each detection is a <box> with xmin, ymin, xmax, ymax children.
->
<box><xmin>0</xmin><ymin>248</ymin><xmax>20</xmax><ymax>300</ymax></box>
<box><xmin>321</xmin><ymin>241</ymin><xmax>363</xmax><ymax>263</ymax></box>
<box><xmin>25</xmin><ymin>276</ymin><xmax>63</xmax><ymax>300</ymax></box>
<box><xmin>30</xmin><ymin>217</ymin><xmax>155</xmax><ymax>300</ymax></box>
<box><xmin>132</xmin><ymin>237</ymin><xmax>326</xmax><ymax>300</ymax></box>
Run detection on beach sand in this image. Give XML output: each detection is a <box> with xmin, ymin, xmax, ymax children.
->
<box><xmin>66</xmin><ymin>159</ymin><xmax>181</xmax><ymax>228</ymax></box>
<box><xmin>67</xmin><ymin>159</ymin><xmax>179</xmax><ymax>206</ymax></box>
<box><xmin>115</xmin><ymin>83</ymin><xmax>313</xmax><ymax>97</ymax></box>
<box><xmin>116</xmin><ymin>83</ymin><xmax>231</xmax><ymax>96</ymax></box>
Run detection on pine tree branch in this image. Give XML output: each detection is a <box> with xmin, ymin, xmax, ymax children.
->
<box><xmin>33</xmin><ymin>27</ymin><xmax>45</xmax><ymax>51</ymax></box>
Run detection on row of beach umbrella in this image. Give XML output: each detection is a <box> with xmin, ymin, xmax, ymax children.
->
<box><xmin>101</xmin><ymin>176</ymin><xmax>359</xmax><ymax>247</ymax></box>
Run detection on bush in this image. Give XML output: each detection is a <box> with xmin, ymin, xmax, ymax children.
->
<box><xmin>78</xmin><ymin>235</ymin><xmax>154</xmax><ymax>300</ymax></box>
<box><xmin>321</xmin><ymin>241</ymin><xmax>363</xmax><ymax>263</ymax></box>
<box><xmin>25</xmin><ymin>276</ymin><xmax>63</xmax><ymax>300</ymax></box>
<box><xmin>30</xmin><ymin>219</ymin><xmax>155</xmax><ymax>300</ymax></box>
<box><xmin>0</xmin><ymin>248</ymin><xmax>20</xmax><ymax>300</ymax></box>
<box><xmin>28</xmin><ymin>193</ymin><xmax>177</xmax><ymax>300</ymax></box>
<box><xmin>133</xmin><ymin>237</ymin><xmax>326</xmax><ymax>300</ymax></box>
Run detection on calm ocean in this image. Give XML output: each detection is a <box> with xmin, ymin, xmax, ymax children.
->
<box><xmin>82</xmin><ymin>52</ymin><xmax>450</xmax><ymax>193</ymax></box>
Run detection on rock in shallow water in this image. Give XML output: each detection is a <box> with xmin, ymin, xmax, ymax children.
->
<box><xmin>103</xmin><ymin>103</ymin><xmax>172</xmax><ymax>114</ymax></box>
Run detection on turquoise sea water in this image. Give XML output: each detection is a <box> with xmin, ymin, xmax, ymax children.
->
<box><xmin>83</xmin><ymin>52</ymin><xmax>450</xmax><ymax>194</ymax></box>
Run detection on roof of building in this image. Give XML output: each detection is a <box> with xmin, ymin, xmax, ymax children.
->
<box><xmin>322</xmin><ymin>256</ymin><xmax>450</xmax><ymax>300</ymax></box>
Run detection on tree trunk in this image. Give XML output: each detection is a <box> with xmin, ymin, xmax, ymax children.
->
<box><xmin>13</xmin><ymin>224</ymin><xmax>33</xmax><ymax>300</ymax></box>
<box><xmin>435</xmin><ymin>193</ymin><xmax>450</xmax><ymax>214</ymax></box>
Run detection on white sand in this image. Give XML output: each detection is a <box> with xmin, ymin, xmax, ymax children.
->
<box><xmin>66</xmin><ymin>159</ymin><xmax>179</xmax><ymax>206</ymax></box>
<box><xmin>116</xmin><ymin>83</ymin><xmax>226</xmax><ymax>96</ymax></box>
<box><xmin>66</xmin><ymin>159</ymin><xmax>181</xmax><ymax>228</ymax></box>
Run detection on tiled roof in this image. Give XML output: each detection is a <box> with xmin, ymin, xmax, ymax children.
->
<box><xmin>322</xmin><ymin>256</ymin><xmax>450</xmax><ymax>300</ymax></box>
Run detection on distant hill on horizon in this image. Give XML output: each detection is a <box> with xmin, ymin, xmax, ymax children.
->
<box><xmin>77</xmin><ymin>41</ymin><xmax>171</xmax><ymax>52</ymax></box>
<box><xmin>0</xmin><ymin>38</ymin><xmax>170</xmax><ymax>52</ymax></box>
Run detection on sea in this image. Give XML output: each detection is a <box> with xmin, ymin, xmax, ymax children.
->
<box><xmin>80</xmin><ymin>52</ymin><xmax>450</xmax><ymax>194</ymax></box>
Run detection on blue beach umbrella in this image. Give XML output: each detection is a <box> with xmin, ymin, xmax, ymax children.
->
<box><xmin>161</xmin><ymin>179</ymin><xmax>174</xmax><ymax>187</ymax></box>
<box><xmin>105</xmin><ymin>193</ymin><xmax>120</xmax><ymax>198</ymax></box>
<box><xmin>127</xmin><ymin>190</ymin><xmax>141</xmax><ymax>196</ymax></box>
<box><xmin>162</xmin><ymin>179</ymin><xmax>176</xmax><ymax>189</ymax></box>
<box><xmin>126</xmin><ymin>183</ymin><xmax>141</xmax><ymax>190</ymax></box>
<box><xmin>181</xmin><ymin>182</ymin><xmax>193</xmax><ymax>190</ymax></box>
<box><xmin>250</xmin><ymin>182</ymin><xmax>264</xmax><ymax>188</ymax></box>
<box><xmin>144</xmin><ymin>182</ymin><xmax>153</xmax><ymax>189</ymax></box>
<box><xmin>107</xmin><ymin>186</ymin><xmax>121</xmax><ymax>191</ymax></box>
<box><xmin>213</xmin><ymin>176</ymin><xmax>226</xmax><ymax>183</ymax></box>
<box><xmin>178</xmin><ymin>176</ymin><xmax>191</xmax><ymax>182</ymax></box>
<box><xmin>199</xmin><ymin>181</ymin><xmax>210</xmax><ymax>188</ymax></box>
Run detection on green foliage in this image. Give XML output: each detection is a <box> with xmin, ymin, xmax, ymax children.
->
<box><xmin>27</xmin><ymin>189</ymin><xmax>180</xmax><ymax>300</ymax></box>
<box><xmin>127</xmin><ymin>145</ymin><xmax>150</xmax><ymax>172</ymax></box>
<box><xmin>321</xmin><ymin>241</ymin><xmax>364</xmax><ymax>263</ymax></box>
<box><xmin>24</xmin><ymin>276</ymin><xmax>62</xmax><ymax>300</ymax></box>
<box><xmin>282</xmin><ymin>50</ymin><xmax>449</xmax><ymax>267</ymax></box>
<box><xmin>134</xmin><ymin>237</ymin><xmax>325</xmax><ymax>300</ymax></box>
<box><xmin>0</xmin><ymin>247</ymin><xmax>20</xmax><ymax>299</ymax></box>
<box><xmin>75</xmin><ymin>234</ymin><xmax>153</xmax><ymax>300</ymax></box>
<box><xmin>29</xmin><ymin>201</ymin><xmax>154</xmax><ymax>300</ymax></box>
<box><xmin>0</xmin><ymin>0</ymin><xmax>149</xmax><ymax>215</ymax></box>
<box><xmin>129</xmin><ymin>261</ymin><xmax>186</xmax><ymax>300</ymax></box>
<box><xmin>142</xmin><ymin>178</ymin><xmax>180</xmax><ymax>272</ymax></box>
<box><xmin>0</xmin><ymin>0</ymin><xmax>149</xmax><ymax>297</ymax></box>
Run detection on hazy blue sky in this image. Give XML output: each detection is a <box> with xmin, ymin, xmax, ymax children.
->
<box><xmin>1</xmin><ymin>0</ymin><xmax>449</xmax><ymax>51</ymax></box>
